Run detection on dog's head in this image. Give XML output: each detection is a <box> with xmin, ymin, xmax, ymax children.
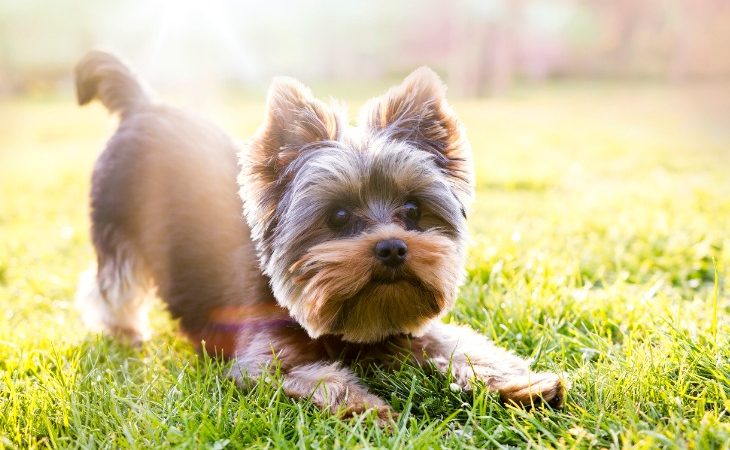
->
<box><xmin>240</xmin><ymin>68</ymin><xmax>473</xmax><ymax>343</ymax></box>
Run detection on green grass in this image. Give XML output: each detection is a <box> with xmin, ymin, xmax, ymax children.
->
<box><xmin>1</xmin><ymin>83</ymin><xmax>729</xmax><ymax>449</ymax></box>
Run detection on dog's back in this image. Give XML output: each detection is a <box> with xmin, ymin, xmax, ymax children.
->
<box><xmin>75</xmin><ymin>51</ymin><xmax>273</xmax><ymax>343</ymax></box>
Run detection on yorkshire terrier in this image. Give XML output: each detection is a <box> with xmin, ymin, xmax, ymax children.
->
<box><xmin>74</xmin><ymin>50</ymin><xmax>565</xmax><ymax>422</ymax></box>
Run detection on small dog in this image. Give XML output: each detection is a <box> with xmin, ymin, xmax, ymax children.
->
<box><xmin>74</xmin><ymin>50</ymin><xmax>564</xmax><ymax>421</ymax></box>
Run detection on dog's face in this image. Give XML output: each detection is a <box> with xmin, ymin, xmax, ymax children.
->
<box><xmin>240</xmin><ymin>68</ymin><xmax>474</xmax><ymax>343</ymax></box>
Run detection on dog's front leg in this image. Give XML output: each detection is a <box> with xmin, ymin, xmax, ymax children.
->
<box><xmin>227</xmin><ymin>328</ymin><xmax>395</xmax><ymax>422</ymax></box>
<box><xmin>410</xmin><ymin>322</ymin><xmax>565</xmax><ymax>408</ymax></box>
<box><xmin>279</xmin><ymin>361</ymin><xmax>394</xmax><ymax>421</ymax></box>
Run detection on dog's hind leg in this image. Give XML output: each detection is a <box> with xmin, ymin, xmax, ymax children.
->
<box><xmin>76</xmin><ymin>229</ymin><xmax>153</xmax><ymax>345</ymax></box>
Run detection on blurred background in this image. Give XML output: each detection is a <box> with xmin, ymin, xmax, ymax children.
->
<box><xmin>1</xmin><ymin>0</ymin><xmax>729</xmax><ymax>99</ymax></box>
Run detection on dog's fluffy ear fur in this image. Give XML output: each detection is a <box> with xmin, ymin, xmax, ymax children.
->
<box><xmin>359</xmin><ymin>67</ymin><xmax>474</xmax><ymax>212</ymax></box>
<box><xmin>251</xmin><ymin>77</ymin><xmax>341</xmax><ymax>177</ymax></box>
<box><xmin>242</xmin><ymin>78</ymin><xmax>343</xmax><ymax>263</ymax></box>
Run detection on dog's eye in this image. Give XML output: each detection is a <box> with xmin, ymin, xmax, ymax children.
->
<box><xmin>403</xmin><ymin>200</ymin><xmax>420</xmax><ymax>221</ymax></box>
<box><xmin>329</xmin><ymin>208</ymin><xmax>351</xmax><ymax>228</ymax></box>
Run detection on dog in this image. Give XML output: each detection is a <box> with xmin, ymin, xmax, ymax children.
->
<box><xmin>74</xmin><ymin>50</ymin><xmax>565</xmax><ymax>422</ymax></box>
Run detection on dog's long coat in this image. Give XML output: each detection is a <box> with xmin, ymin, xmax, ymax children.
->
<box><xmin>75</xmin><ymin>51</ymin><xmax>564</xmax><ymax>421</ymax></box>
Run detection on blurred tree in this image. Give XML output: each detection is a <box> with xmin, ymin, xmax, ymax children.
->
<box><xmin>0</xmin><ymin>0</ymin><xmax>728</xmax><ymax>97</ymax></box>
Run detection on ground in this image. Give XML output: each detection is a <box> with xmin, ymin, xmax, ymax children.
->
<box><xmin>1</xmin><ymin>82</ymin><xmax>729</xmax><ymax>449</ymax></box>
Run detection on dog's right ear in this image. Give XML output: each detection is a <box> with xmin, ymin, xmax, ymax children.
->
<box><xmin>241</xmin><ymin>78</ymin><xmax>342</xmax><ymax>262</ymax></box>
<box><xmin>249</xmin><ymin>77</ymin><xmax>341</xmax><ymax>179</ymax></box>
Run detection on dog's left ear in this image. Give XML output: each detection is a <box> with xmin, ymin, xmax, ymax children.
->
<box><xmin>360</xmin><ymin>67</ymin><xmax>474</xmax><ymax>211</ymax></box>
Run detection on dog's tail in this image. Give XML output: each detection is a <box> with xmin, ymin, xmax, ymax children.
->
<box><xmin>75</xmin><ymin>50</ymin><xmax>150</xmax><ymax>116</ymax></box>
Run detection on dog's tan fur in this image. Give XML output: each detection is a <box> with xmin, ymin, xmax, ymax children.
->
<box><xmin>75</xmin><ymin>50</ymin><xmax>565</xmax><ymax>423</ymax></box>
<box><xmin>289</xmin><ymin>224</ymin><xmax>460</xmax><ymax>342</ymax></box>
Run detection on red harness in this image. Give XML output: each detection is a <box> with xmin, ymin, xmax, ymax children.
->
<box><xmin>183</xmin><ymin>304</ymin><xmax>299</xmax><ymax>358</ymax></box>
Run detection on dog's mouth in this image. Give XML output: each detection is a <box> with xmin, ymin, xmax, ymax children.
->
<box><xmin>370</xmin><ymin>266</ymin><xmax>413</xmax><ymax>284</ymax></box>
<box><xmin>285</xmin><ymin>225</ymin><xmax>463</xmax><ymax>342</ymax></box>
<box><xmin>326</xmin><ymin>274</ymin><xmax>443</xmax><ymax>342</ymax></box>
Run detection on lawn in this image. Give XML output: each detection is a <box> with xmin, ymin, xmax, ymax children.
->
<box><xmin>1</xmin><ymin>83</ymin><xmax>729</xmax><ymax>449</ymax></box>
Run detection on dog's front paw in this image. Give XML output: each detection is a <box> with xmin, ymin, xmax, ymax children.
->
<box><xmin>281</xmin><ymin>362</ymin><xmax>398</xmax><ymax>426</ymax></box>
<box><xmin>335</xmin><ymin>391</ymin><xmax>398</xmax><ymax>426</ymax></box>
<box><xmin>494</xmin><ymin>372</ymin><xmax>565</xmax><ymax>409</ymax></box>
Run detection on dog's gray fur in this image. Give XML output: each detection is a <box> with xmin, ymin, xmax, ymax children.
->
<box><xmin>75</xmin><ymin>50</ymin><xmax>564</xmax><ymax>422</ymax></box>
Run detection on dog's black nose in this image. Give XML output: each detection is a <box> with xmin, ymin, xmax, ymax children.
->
<box><xmin>374</xmin><ymin>239</ymin><xmax>407</xmax><ymax>267</ymax></box>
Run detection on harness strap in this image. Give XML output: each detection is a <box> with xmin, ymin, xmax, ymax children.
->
<box><xmin>183</xmin><ymin>304</ymin><xmax>299</xmax><ymax>358</ymax></box>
